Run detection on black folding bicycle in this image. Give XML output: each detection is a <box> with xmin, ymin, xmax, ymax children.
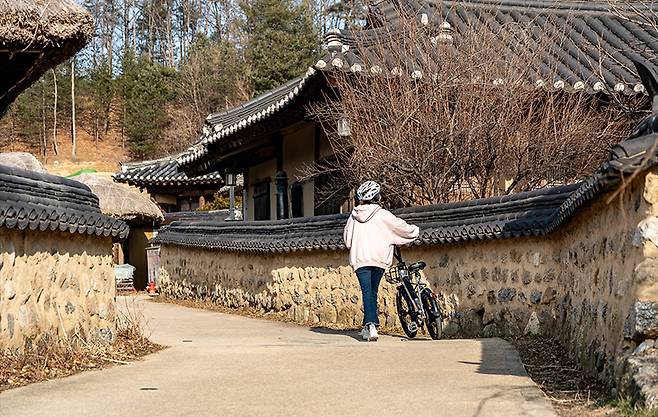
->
<box><xmin>385</xmin><ymin>247</ymin><xmax>443</xmax><ymax>339</ymax></box>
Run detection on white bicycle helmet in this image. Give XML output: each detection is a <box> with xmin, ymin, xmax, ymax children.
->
<box><xmin>356</xmin><ymin>180</ymin><xmax>381</xmax><ymax>202</ymax></box>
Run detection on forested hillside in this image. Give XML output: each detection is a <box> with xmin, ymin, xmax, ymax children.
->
<box><xmin>0</xmin><ymin>0</ymin><xmax>367</xmax><ymax>169</ymax></box>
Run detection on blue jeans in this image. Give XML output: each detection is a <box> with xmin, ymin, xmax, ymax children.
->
<box><xmin>356</xmin><ymin>266</ymin><xmax>385</xmax><ymax>326</ymax></box>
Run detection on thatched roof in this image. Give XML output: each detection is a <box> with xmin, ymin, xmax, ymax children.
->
<box><xmin>0</xmin><ymin>0</ymin><xmax>93</xmax><ymax>115</ymax></box>
<box><xmin>74</xmin><ymin>174</ymin><xmax>165</xmax><ymax>225</ymax></box>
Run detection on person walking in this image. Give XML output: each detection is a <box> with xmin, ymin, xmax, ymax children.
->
<box><xmin>343</xmin><ymin>181</ymin><xmax>420</xmax><ymax>341</ymax></box>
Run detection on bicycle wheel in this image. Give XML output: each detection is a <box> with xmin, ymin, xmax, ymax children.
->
<box><xmin>422</xmin><ymin>291</ymin><xmax>442</xmax><ymax>340</ymax></box>
<box><xmin>426</xmin><ymin>316</ymin><xmax>442</xmax><ymax>340</ymax></box>
<box><xmin>396</xmin><ymin>289</ymin><xmax>418</xmax><ymax>338</ymax></box>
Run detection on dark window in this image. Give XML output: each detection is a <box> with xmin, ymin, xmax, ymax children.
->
<box><xmin>314</xmin><ymin>172</ymin><xmax>349</xmax><ymax>216</ymax></box>
<box><xmin>253</xmin><ymin>181</ymin><xmax>270</xmax><ymax>220</ymax></box>
<box><xmin>291</xmin><ymin>183</ymin><xmax>304</xmax><ymax>217</ymax></box>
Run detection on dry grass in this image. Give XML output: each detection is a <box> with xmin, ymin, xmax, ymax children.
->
<box><xmin>0</xmin><ymin>300</ymin><xmax>163</xmax><ymax>392</ymax></box>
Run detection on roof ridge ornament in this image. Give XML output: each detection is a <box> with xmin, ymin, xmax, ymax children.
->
<box><xmin>632</xmin><ymin>59</ymin><xmax>658</xmax><ymax>114</ymax></box>
<box><xmin>436</xmin><ymin>21</ymin><xmax>454</xmax><ymax>45</ymax></box>
<box><xmin>325</xmin><ymin>28</ymin><xmax>344</xmax><ymax>54</ymax></box>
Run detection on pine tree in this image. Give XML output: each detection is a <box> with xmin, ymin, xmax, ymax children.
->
<box><xmin>240</xmin><ymin>0</ymin><xmax>318</xmax><ymax>94</ymax></box>
<box><xmin>118</xmin><ymin>53</ymin><xmax>177</xmax><ymax>158</ymax></box>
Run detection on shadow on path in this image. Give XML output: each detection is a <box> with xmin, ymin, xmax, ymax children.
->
<box><xmin>308</xmin><ymin>327</ymin><xmax>365</xmax><ymax>342</ymax></box>
<box><xmin>458</xmin><ymin>338</ymin><xmax>528</xmax><ymax>377</ymax></box>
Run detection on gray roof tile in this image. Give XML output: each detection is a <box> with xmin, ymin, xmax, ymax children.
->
<box><xmin>175</xmin><ymin>0</ymin><xmax>658</xmax><ymax>168</ymax></box>
<box><xmin>114</xmin><ymin>156</ymin><xmax>223</xmax><ymax>187</ymax></box>
<box><xmin>153</xmin><ymin>126</ymin><xmax>658</xmax><ymax>252</ymax></box>
<box><xmin>1</xmin><ymin>164</ymin><xmax>129</xmax><ymax>240</ymax></box>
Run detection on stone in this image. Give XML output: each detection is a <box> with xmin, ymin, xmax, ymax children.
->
<box><xmin>466</xmin><ymin>284</ymin><xmax>476</xmax><ymax>298</ymax></box>
<box><xmin>501</xmin><ymin>319</ymin><xmax>522</xmax><ymax>337</ymax></box>
<box><xmin>524</xmin><ymin>312</ymin><xmax>541</xmax><ymax>335</ymax></box>
<box><xmin>317</xmin><ymin>306</ymin><xmax>337</xmax><ymax>323</ymax></box>
<box><xmin>480</xmin><ymin>268</ymin><xmax>489</xmax><ymax>282</ymax></box>
<box><xmin>459</xmin><ymin>309</ymin><xmax>483</xmax><ymax>337</ymax></box>
<box><xmin>541</xmin><ymin>287</ymin><xmax>557</xmax><ymax>305</ymax></box>
<box><xmin>98</xmin><ymin>303</ymin><xmax>109</xmax><ymax>320</ymax></box>
<box><xmin>530</xmin><ymin>291</ymin><xmax>542</xmax><ymax>304</ymax></box>
<box><xmin>65</xmin><ymin>302</ymin><xmax>76</xmax><ymax>314</ymax></box>
<box><xmin>644</xmin><ymin>171</ymin><xmax>658</xmax><ymax>204</ymax></box>
<box><xmin>521</xmin><ymin>271</ymin><xmax>532</xmax><ymax>285</ymax></box>
<box><xmin>6</xmin><ymin>313</ymin><xmax>14</xmax><ymax>338</ymax></box>
<box><xmin>482</xmin><ymin>309</ymin><xmax>496</xmax><ymax>325</ymax></box>
<box><xmin>487</xmin><ymin>290</ymin><xmax>497</xmax><ymax>305</ymax></box>
<box><xmin>442</xmin><ymin>320</ymin><xmax>460</xmax><ymax>338</ymax></box>
<box><xmin>482</xmin><ymin>323</ymin><xmax>500</xmax><ymax>338</ymax></box>
<box><xmin>634</xmin><ymin>259</ymin><xmax>658</xmax><ymax>285</ymax></box>
<box><xmin>634</xmin><ymin>340</ymin><xmax>655</xmax><ymax>355</ymax></box>
<box><xmin>633</xmin><ymin>217</ymin><xmax>658</xmax><ymax>248</ymax></box>
<box><xmin>497</xmin><ymin>288</ymin><xmax>516</xmax><ymax>303</ymax></box>
<box><xmin>4</xmin><ymin>281</ymin><xmax>16</xmax><ymax>300</ymax></box>
<box><xmin>624</xmin><ymin>300</ymin><xmax>658</xmax><ymax>339</ymax></box>
<box><xmin>531</xmin><ymin>252</ymin><xmax>541</xmax><ymax>267</ymax></box>
<box><xmin>96</xmin><ymin>327</ymin><xmax>115</xmax><ymax>344</ymax></box>
<box><xmin>623</xmin><ymin>354</ymin><xmax>658</xmax><ymax>409</ymax></box>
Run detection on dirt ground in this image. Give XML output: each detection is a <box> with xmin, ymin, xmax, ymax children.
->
<box><xmin>1</xmin><ymin>125</ymin><xmax>131</xmax><ymax>177</ymax></box>
<box><xmin>512</xmin><ymin>336</ymin><xmax>655</xmax><ymax>417</ymax></box>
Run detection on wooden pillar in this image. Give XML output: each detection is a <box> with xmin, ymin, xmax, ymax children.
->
<box><xmin>272</xmin><ymin>133</ymin><xmax>289</xmax><ymax>219</ymax></box>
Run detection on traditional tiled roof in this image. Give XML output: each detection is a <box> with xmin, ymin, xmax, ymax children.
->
<box><xmin>175</xmin><ymin>0</ymin><xmax>658</xmax><ymax>169</ymax></box>
<box><xmin>176</xmin><ymin>69</ymin><xmax>320</xmax><ymax>167</ymax></box>
<box><xmin>163</xmin><ymin>210</ymin><xmax>230</xmax><ymax>225</ymax></box>
<box><xmin>0</xmin><ymin>164</ymin><xmax>129</xmax><ymax>240</ymax></box>
<box><xmin>153</xmin><ymin>125</ymin><xmax>658</xmax><ymax>252</ymax></box>
<box><xmin>114</xmin><ymin>156</ymin><xmax>223</xmax><ymax>187</ymax></box>
<box><xmin>316</xmin><ymin>0</ymin><xmax>658</xmax><ymax>94</ymax></box>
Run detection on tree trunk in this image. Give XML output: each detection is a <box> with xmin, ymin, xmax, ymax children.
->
<box><xmin>52</xmin><ymin>69</ymin><xmax>59</xmax><ymax>156</ymax></box>
<box><xmin>71</xmin><ymin>60</ymin><xmax>77</xmax><ymax>158</ymax></box>
<box><xmin>121</xmin><ymin>102</ymin><xmax>126</xmax><ymax>151</ymax></box>
<box><xmin>41</xmin><ymin>81</ymin><xmax>47</xmax><ymax>161</ymax></box>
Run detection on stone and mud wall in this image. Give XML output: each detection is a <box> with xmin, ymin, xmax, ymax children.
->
<box><xmin>0</xmin><ymin>228</ymin><xmax>117</xmax><ymax>351</ymax></box>
<box><xmin>159</xmin><ymin>169</ymin><xmax>658</xmax><ymax>400</ymax></box>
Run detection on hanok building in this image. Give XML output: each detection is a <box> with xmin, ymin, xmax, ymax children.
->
<box><xmin>145</xmin><ymin>0</ymin><xmax>658</xmax><ymax>222</ymax></box>
<box><xmin>114</xmin><ymin>155</ymin><xmax>226</xmax><ymax>212</ymax></box>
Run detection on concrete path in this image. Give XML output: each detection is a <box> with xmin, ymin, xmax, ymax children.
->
<box><xmin>0</xmin><ymin>296</ymin><xmax>554</xmax><ymax>417</ymax></box>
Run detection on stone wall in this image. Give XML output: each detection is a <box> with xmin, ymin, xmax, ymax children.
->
<box><xmin>159</xmin><ymin>169</ymin><xmax>658</xmax><ymax>391</ymax></box>
<box><xmin>0</xmin><ymin>228</ymin><xmax>117</xmax><ymax>351</ymax></box>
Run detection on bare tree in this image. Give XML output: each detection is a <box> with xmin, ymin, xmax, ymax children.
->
<box><xmin>71</xmin><ymin>60</ymin><xmax>77</xmax><ymax>158</ymax></box>
<box><xmin>51</xmin><ymin>69</ymin><xmax>59</xmax><ymax>156</ymax></box>
<box><xmin>309</xmin><ymin>13</ymin><xmax>643</xmax><ymax>208</ymax></box>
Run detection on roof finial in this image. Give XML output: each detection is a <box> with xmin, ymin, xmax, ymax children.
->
<box><xmin>633</xmin><ymin>59</ymin><xmax>658</xmax><ymax>114</ymax></box>
<box><xmin>325</xmin><ymin>28</ymin><xmax>344</xmax><ymax>54</ymax></box>
<box><xmin>437</xmin><ymin>21</ymin><xmax>453</xmax><ymax>44</ymax></box>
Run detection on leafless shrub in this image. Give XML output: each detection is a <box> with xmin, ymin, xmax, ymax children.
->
<box><xmin>0</xmin><ymin>298</ymin><xmax>161</xmax><ymax>392</ymax></box>
<box><xmin>309</xmin><ymin>9</ymin><xmax>644</xmax><ymax>207</ymax></box>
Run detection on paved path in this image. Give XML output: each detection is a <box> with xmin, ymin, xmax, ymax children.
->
<box><xmin>1</xmin><ymin>297</ymin><xmax>554</xmax><ymax>417</ymax></box>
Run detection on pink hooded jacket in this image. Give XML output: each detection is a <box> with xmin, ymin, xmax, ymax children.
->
<box><xmin>343</xmin><ymin>204</ymin><xmax>420</xmax><ymax>271</ymax></box>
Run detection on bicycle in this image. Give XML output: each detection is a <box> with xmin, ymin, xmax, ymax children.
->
<box><xmin>385</xmin><ymin>247</ymin><xmax>443</xmax><ymax>339</ymax></box>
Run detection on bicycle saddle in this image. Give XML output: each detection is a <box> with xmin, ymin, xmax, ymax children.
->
<box><xmin>408</xmin><ymin>261</ymin><xmax>426</xmax><ymax>271</ymax></box>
